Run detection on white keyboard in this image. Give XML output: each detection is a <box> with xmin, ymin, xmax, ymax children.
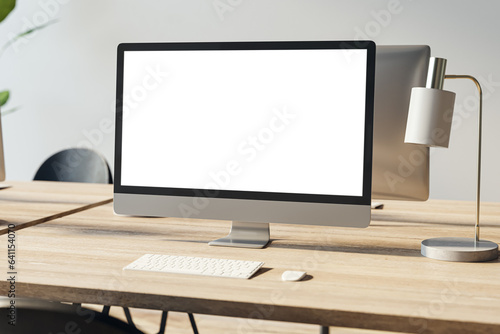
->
<box><xmin>123</xmin><ymin>254</ymin><xmax>264</xmax><ymax>279</ymax></box>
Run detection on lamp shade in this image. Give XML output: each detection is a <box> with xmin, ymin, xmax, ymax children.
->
<box><xmin>405</xmin><ymin>87</ymin><xmax>456</xmax><ymax>148</ymax></box>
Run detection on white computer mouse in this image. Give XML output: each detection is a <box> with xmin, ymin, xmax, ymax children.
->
<box><xmin>281</xmin><ymin>270</ymin><xmax>307</xmax><ymax>282</ymax></box>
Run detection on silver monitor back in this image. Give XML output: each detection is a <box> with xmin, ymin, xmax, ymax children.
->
<box><xmin>372</xmin><ymin>45</ymin><xmax>430</xmax><ymax>200</ymax></box>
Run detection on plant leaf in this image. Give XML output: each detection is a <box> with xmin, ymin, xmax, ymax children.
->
<box><xmin>0</xmin><ymin>90</ymin><xmax>9</xmax><ymax>106</ymax></box>
<box><xmin>18</xmin><ymin>19</ymin><xmax>58</xmax><ymax>37</ymax></box>
<box><xmin>0</xmin><ymin>19</ymin><xmax>57</xmax><ymax>57</ymax></box>
<box><xmin>0</xmin><ymin>0</ymin><xmax>15</xmax><ymax>23</ymax></box>
<box><xmin>1</xmin><ymin>105</ymin><xmax>19</xmax><ymax>116</ymax></box>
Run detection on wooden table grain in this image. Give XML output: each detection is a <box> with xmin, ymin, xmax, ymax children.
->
<box><xmin>1</xmin><ymin>194</ymin><xmax>499</xmax><ymax>333</ymax></box>
<box><xmin>0</xmin><ymin>180</ymin><xmax>112</xmax><ymax>234</ymax></box>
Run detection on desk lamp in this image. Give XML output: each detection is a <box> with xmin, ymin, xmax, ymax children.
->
<box><xmin>405</xmin><ymin>57</ymin><xmax>498</xmax><ymax>262</ymax></box>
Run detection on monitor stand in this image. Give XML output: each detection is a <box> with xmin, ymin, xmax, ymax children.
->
<box><xmin>209</xmin><ymin>221</ymin><xmax>270</xmax><ymax>249</ymax></box>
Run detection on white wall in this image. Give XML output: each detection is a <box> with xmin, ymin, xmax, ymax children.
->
<box><xmin>0</xmin><ymin>0</ymin><xmax>499</xmax><ymax>201</ymax></box>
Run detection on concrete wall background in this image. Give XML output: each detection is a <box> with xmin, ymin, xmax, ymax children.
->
<box><xmin>0</xmin><ymin>0</ymin><xmax>499</xmax><ymax>201</ymax></box>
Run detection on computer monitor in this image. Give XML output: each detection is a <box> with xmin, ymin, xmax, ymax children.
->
<box><xmin>114</xmin><ymin>41</ymin><xmax>375</xmax><ymax>248</ymax></box>
<box><xmin>372</xmin><ymin>45</ymin><xmax>431</xmax><ymax>200</ymax></box>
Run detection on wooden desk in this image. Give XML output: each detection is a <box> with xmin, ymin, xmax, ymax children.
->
<box><xmin>0</xmin><ymin>181</ymin><xmax>112</xmax><ymax>234</ymax></box>
<box><xmin>1</xmin><ymin>195</ymin><xmax>500</xmax><ymax>333</ymax></box>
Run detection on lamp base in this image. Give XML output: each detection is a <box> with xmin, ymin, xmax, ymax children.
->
<box><xmin>421</xmin><ymin>237</ymin><xmax>498</xmax><ymax>262</ymax></box>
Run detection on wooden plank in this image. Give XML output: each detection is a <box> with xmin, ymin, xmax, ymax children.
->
<box><xmin>1</xmin><ymin>199</ymin><xmax>499</xmax><ymax>333</ymax></box>
<box><xmin>0</xmin><ymin>181</ymin><xmax>112</xmax><ymax>234</ymax></box>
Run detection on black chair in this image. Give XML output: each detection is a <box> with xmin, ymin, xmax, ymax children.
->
<box><xmin>34</xmin><ymin>148</ymin><xmax>112</xmax><ymax>184</ymax></box>
<box><xmin>0</xmin><ymin>298</ymin><xmax>144</xmax><ymax>334</ymax></box>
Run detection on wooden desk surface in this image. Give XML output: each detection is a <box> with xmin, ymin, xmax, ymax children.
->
<box><xmin>0</xmin><ymin>181</ymin><xmax>112</xmax><ymax>234</ymax></box>
<box><xmin>1</xmin><ymin>198</ymin><xmax>500</xmax><ymax>333</ymax></box>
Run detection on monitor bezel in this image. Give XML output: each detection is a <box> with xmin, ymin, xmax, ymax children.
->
<box><xmin>114</xmin><ymin>40</ymin><xmax>375</xmax><ymax>206</ymax></box>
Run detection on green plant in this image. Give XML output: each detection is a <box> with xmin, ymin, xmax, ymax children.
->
<box><xmin>0</xmin><ymin>0</ymin><xmax>15</xmax><ymax>114</ymax></box>
<box><xmin>0</xmin><ymin>0</ymin><xmax>54</xmax><ymax>115</ymax></box>
<box><xmin>0</xmin><ymin>0</ymin><xmax>14</xmax><ymax>23</ymax></box>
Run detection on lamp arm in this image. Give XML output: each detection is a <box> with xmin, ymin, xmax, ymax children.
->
<box><xmin>444</xmin><ymin>75</ymin><xmax>483</xmax><ymax>241</ymax></box>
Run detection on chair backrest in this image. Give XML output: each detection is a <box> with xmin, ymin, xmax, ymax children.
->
<box><xmin>34</xmin><ymin>148</ymin><xmax>113</xmax><ymax>184</ymax></box>
<box><xmin>0</xmin><ymin>298</ymin><xmax>144</xmax><ymax>334</ymax></box>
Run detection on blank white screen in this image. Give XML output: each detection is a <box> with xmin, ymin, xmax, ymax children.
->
<box><xmin>121</xmin><ymin>48</ymin><xmax>367</xmax><ymax>197</ymax></box>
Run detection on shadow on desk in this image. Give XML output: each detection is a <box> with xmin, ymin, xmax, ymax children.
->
<box><xmin>372</xmin><ymin>213</ymin><xmax>500</xmax><ymax>228</ymax></box>
<box><xmin>147</xmin><ymin>237</ymin><xmax>422</xmax><ymax>258</ymax></box>
<box><xmin>269</xmin><ymin>240</ymin><xmax>421</xmax><ymax>257</ymax></box>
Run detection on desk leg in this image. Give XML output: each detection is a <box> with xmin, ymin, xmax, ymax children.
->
<box><xmin>157</xmin><ymin>311</ymin><xmax>198</xmax><ymax>334</ymax></box>
<box><xmin>157</xmin><ymin>311</ymin><xmax>168</xmax><ymax>334</ymax></box>
<box><xmin>101</xmin><ymin>305</ymin><xmax>137</xmax><ymax>329</ymax></box>
<box><xmin>123</xmin><ymin>307</ymin><xmax>137</xmax><ymax>328</ymax></box>
<box><xmin>188</xmin><ymin>313</ymin><xmax>199</xmax><ymax>334</ymax></box>
<box><xmin>320</xmin><ymin>326</ymin><xmax>330</xmax><ymax>334</ymax></box>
